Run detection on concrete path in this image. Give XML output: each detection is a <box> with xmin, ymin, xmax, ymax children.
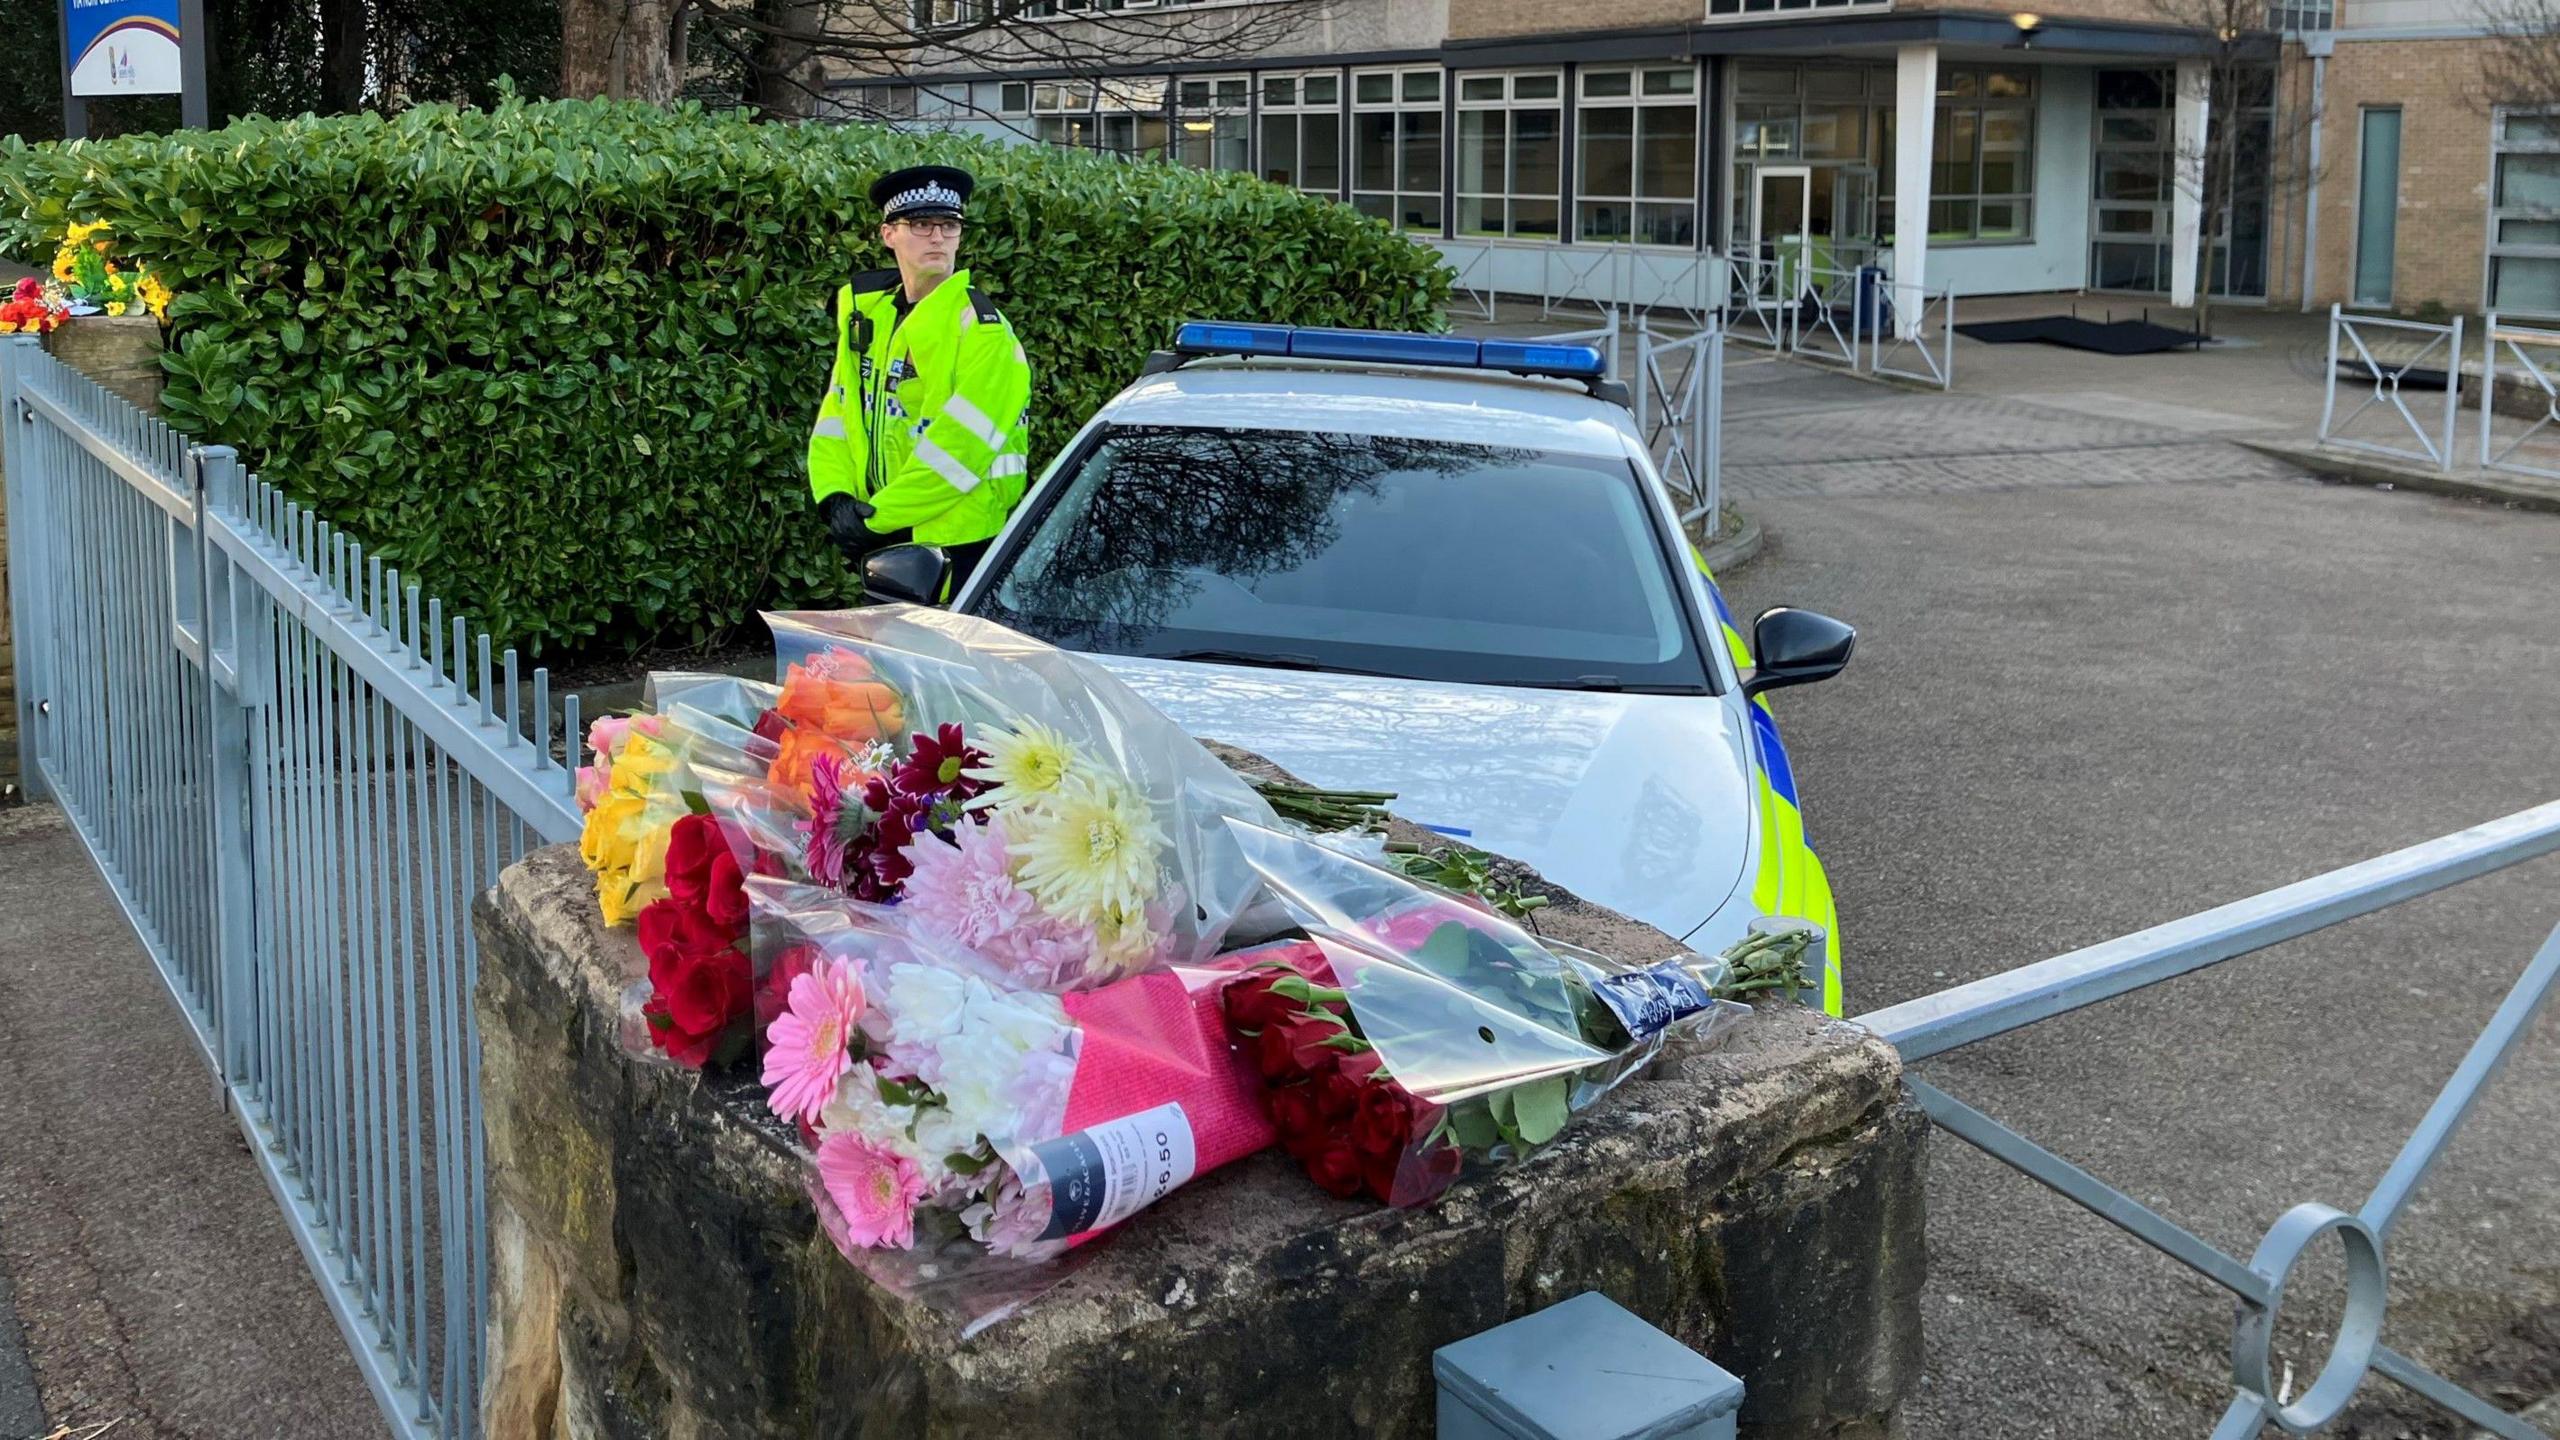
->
<box><xmin>0</xmin><ymin>804</ymin><xmax>381</xmax><ymax>1440</ymax></box>
<box><xmin>1719</xmin><ymin>398</ymin><xmax>2560</xmax><ymax>1437</ymax></box>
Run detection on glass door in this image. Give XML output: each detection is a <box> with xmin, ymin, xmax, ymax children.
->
<box><xmin>1752</xmin><ymin>165</ymin><xmax>1814</xmax><ymax>295</ymax></box>
<box><xmin>1820</xmin><ymin>166</ymin><xmax>1879</xmax><ymax>274</ymax></box>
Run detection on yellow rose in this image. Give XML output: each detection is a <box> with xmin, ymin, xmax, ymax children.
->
<box><xmin>580</xmin><ymin>791</ymin><xmax>645</xmax><ymax>873</ymax></box>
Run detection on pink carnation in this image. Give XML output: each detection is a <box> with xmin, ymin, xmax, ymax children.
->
<box><xmin>816</xmin><ymin>1132</ymin><xmax>927</xmax><ymax>1250</ymax></box>
<box><xmin>761</xmin><ymin>957</ymin><xmax>866</xmax><ymax>1125</ymax></box>
<box><xmin>901</xmin><ymin>817</ymin><xmax>1099</xmax><ymax>987</ymax></box>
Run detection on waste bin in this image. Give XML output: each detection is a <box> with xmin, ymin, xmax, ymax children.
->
<box><xmin>1856</xmin><ymin>265</ymin><xmax>1894</xmax><ymax>335</ymax></box>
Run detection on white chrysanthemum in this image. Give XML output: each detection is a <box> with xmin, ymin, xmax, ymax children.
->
<box><xmin>967</xmin><ymin>721</ymin><xmax>1089</xmax><ymax>807</ymax></box>
<box><xmin>1009</xmin><ymin>772</ymin><xmax>1166</xmax><ymax>924</ymax></box>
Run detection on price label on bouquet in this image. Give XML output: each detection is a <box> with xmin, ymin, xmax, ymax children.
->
<box><xmin>64</xmin><ymin>0</ymin><xmax>184</xmax><ymax>97</ymax></box>
<box><xmin>1024</xmin><ymin>1102</ymin><xmax>1199</xmax><ymax>1242</ymax></box>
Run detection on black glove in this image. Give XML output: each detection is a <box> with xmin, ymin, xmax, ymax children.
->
<box><xmin>818</xmin><ymin>492</ymin><xmax>882</xmax><ymax>559</ymax></box>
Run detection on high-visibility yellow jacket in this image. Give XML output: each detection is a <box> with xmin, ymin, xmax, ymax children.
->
<box><xmin>806</xmin><ymin>267</ymin><xmax>1032</xmax><ymax>546</ymax></box>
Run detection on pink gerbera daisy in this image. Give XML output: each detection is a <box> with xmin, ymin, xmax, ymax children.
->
<box><xmin>801</xmin><ymin>753</ymin><xmax>854</xmax><ymax>887</ymax></box>
<box><xmin>815</xmin><ymin>1132</ymin><xmax>927</xmax><ymax>1250</ymax></box>
<box><xmin>761</xmin><ymin>958</ymin><xmax>865</xmax><ymax>1125</ymax></box>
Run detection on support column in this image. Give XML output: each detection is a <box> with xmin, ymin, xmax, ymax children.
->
<box><xmin>2171</xmin><ymin>57</ymin><xmax>2213</xmax><ymax>308</ymax></box>
<box><xmin>1892</xmin><ymin>44</ymin><xmax>1938</xmax><ymax>338</ymax></box>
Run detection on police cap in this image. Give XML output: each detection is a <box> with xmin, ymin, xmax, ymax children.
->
<box><xmin>871</xmin><ymin>165</ymin><xmax>973</xmax><ymax>224</ymax></box>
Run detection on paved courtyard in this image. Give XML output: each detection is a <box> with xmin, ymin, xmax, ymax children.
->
<box><xmin>1709</xmin><ymin>342</ymin><xmax>2560</xmax><ymax>1438</ymax></box>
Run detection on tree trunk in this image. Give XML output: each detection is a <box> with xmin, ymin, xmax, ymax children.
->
<box><xmin>319</xmin><ymin>0</ymin><xmax>368</xmax><ymax>113</ymax></box>
<box><xmin>561</xmin><ymin>0</ymin><xmax>683</xmax><ymax>103</ymax></box>
<box><xmin>748</xmin><ymin>0</ymin><xmax>827</xmax><ymax>120</ymax></box>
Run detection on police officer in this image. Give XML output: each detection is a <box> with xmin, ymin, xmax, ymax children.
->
<box><xmin>808</xmin><ymin>164</ymin><xmax>1033</xmax><ymax>591</ymax></box>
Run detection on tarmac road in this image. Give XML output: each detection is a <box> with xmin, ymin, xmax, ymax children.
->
<box><xmin>1724</xmin><ymin>467</ymin><xmax>2560</xmax><ymax>1438</ymax></box>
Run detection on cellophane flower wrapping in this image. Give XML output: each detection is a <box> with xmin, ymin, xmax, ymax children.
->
<box><xmin>1215</xmin><ymin>817</ymin><xmax>1753</xmax><ymax>1209</ymax></box>
<box><xmin>588</xmin><ymin>675</ymin><xmax>787</xmax><ymax>1068</ymax></box>
<box><xmin>759</xmin><ymin>604</ymin><xmax>1285</xmax><ymax>984</ymax></box>
<box><xmin>749</xmin><ymin>878</ymin><xmax>1274</xmax><ymax>1332</ymax></box>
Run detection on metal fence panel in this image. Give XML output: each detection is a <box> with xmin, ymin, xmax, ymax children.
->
<box><xmin>1857</xmin><ymin>797</ymin><xmax>2560</xmax><ymax>1440</ymax></box>
<box><xmin>2476</xmin><ymin>312</ymin><xmax>2560</xmax><ymax>481</ymax></box>
<box><xmin>1634</xmin><ymin>315</ymin><xmax>1724</xmax><ymax>531</ymax></box>
<box><xmin>1869</xmin><ymin>281</ymin><xmax>1955</xmax><ymax>391</ymax></box>
<box><xmin>1</xmin><ymin>334</ymin><xmax>583</xmax><ymax>1440</ymax></box>
<box><xmin>2318</xmin><ymin>304</ymin><xmax>2464</xmax><ymax>472</ymax></box>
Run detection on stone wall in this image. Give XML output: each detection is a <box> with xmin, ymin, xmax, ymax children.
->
<box><xmin>473</xmin><ymin>841</ymin><xmax>1928</xmax><ymax>1440</ymax></box>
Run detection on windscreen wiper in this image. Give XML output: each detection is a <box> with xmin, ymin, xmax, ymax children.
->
<box><xmin>1146</xmin><ymin>648</ymin><xmax>1411</xmax><ymax>680</ymax></box>
<box><xmin>1503</xmin><ymin>675</ymin><xmax>1698</xmax><ymax>695</ymax></box>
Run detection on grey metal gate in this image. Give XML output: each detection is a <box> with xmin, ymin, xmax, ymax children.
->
<box><xmin>1856</xmin><ymin>802</ymin><xmax>2560</xmax><ymax>1439</ymax></box>
<box><xmin>1</xmin><ymin>335</ymin><xmax>582</xmax><ymax>1439</ymax></box>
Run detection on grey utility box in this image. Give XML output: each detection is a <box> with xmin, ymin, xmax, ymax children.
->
<box><xmin>1433</xmin><ymin>1291</ymin><xmax>1746</xmax><ymax>1440</ymax></box>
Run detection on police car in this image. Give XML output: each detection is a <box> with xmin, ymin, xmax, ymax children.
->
<box><xmin>861</xmin><ymin>323</ymin><xmax>1855</xmax><ymax>1013</ymax></box>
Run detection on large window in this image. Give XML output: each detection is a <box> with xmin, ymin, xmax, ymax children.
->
<box><xmin>1259</xmin><ymin>71</ymin><xmax>1344</xmax><ymax>195</ymax></box>
<box><xmin>1033</xmin><ymin>77</ymin><xmax>1167</xmax><ymax>159</ymax></box>
<box><xmin>1176</xmin><ymin>74</ymin><xmax>1251</xmax><ymax>172</ymax></box>
<box><xmin>1031</xmin><ymin>79</ymin><xmax>1097</xmax><ymax>150</ymax></box>
<box><xmin>1352</xmin><ymin>66</ymin><xmax>1444</xmax><ymax>233</ymax></box>
<box><xmin>978</xmin><ymin>426</ymin><xmax>1710</xmax><ymax>692</ymax></box>
<box><xmin>1455</xmin><ymin>70</ymin><xmax>1562</xmax><ymax>239</ymax></box>
<box><xmin>1879</xmin><ymin>65</ymin><xmax>2035</xmax><ymax>243</ymax></box>
<box><xmin>2490</xmin><ymin>109</ymin><xmax>2560</xmax><ymax>314</ymax></box>
<box><xmin>1576</xmin><ymin>65</ymin><xmax>1698</xmax><ymax>246</ymax></box>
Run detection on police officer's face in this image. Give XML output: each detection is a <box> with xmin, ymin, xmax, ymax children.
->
<box><xmin>882</xmin><ymin>217</ymin><xmax>962</xmax><ymax>280</ymax></box>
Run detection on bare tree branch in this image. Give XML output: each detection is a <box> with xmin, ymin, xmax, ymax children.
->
<box><xmin>565</xmin><ymin>0</ymin><xmax>1329</xmax><ymax>111</ymax></box>
<box><xmin>2475</xmin><ymin>0</ymin><xmax>2560</xmax><ymax>113</ymax></box>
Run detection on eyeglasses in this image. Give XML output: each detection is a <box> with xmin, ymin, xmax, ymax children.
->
<box><xmin>894</xmin><ymin>218</ymin><xmax>965</xmax><ymax>237</ymax></box>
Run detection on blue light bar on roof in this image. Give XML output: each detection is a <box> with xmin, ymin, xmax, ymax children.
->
<box><xmin>1169</xmin><ymin>322</ymin><xmax>1607</xmax><ymax>381</ymax></box>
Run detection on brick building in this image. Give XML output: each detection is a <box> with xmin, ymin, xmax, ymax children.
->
<box><xmin>833</xmin><ymin>0</ymin><xmax>2549</xmax><ymax>318</ymax></box>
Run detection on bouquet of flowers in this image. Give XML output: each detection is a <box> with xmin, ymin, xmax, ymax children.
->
<box><xmin>51</xmin><ymin>220</ymin><xmax>171</xmax><ymax>321</ymax></box>
<box><xmin>746</xmin><ymin>605</ymin><xmax>1283</xmax><ymax>986</ymax></box>
<box><xmin>1216</xmin><ymin>819</ymin><xmax>1807</xmax><ymax>1208</ymax></box>
<box><xmin>0</xmin><ymin>278</ymin><xmax>67</xmax><ymax>336</ymax></box>
<box><xmin>751</xmin><ymin>883</ymin><xmax>1275</xmax><ymax>1292</ymax></box>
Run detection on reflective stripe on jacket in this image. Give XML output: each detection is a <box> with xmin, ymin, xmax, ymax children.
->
<box><xmin>806</xmin><ymin>267</ymin><xmax>1032</xmax><ymax>547</ymax></box>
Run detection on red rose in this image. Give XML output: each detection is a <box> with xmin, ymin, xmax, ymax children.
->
<box><xmin>752</xmin><ymin>708</ymin><xmax>788</xmax><ymax>744</ymax></box>
<box><xmin>1223</xmin><ymin>973</ymin><xmax>1301</xmax><ymax>1033</ymax></box>
<box><xmin>1267</xmin><ymin>1083</ymin><xmax>1328</xmax><ymax>1160</ymax></box>
<box><xmin>1305</xmin><ymin>1137</ymin><xmax>1366</xmax><ymax>1198</ymax></box>
<box><xmin>1350</xmin><ymin>1081</ymin><xmax>1420</xmax><ymax>1160</ymax></box>
<box><xmin>1334</xmin><ymin>1047</ymin><xmax>1386</xmax><ymax>1085</ymax></box>
<box><xmin>703</xmin><ymin>847</ymin><xmax>748</xmax><ymax>929</ymax></box>
<box><xmin>755</xmin><ymin>943</ymin><xmax>822</xmax><ymax>1033</ymax></box>
<box><xmin>647</xmin><ymin>945</ymin><xmax>751</xmax><ymax>1065</ymax></box>
<box><xmin>1314</xmin><ymin>1068</ymin><xmax>1365</xmax><ymax>1122</ymax></box>
<box><xmin>1253</xmin><ymin>1013</ymin><xmax>1348</xmax><ymax>1081</ymax></box>
<box><xmin>663</xmin><ymin>813</ymin><xmax>724</xmax><ymax>907</ymax></box>
<box><xmin>638</xmin><ymin>896</ymin><xmax>733</xmax><ymax>968</ymax></box>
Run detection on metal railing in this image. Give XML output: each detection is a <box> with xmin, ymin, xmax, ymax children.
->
<box><xmin>1721</xmin><ymin>254</ymin><xmax>1793</xmax><ymax>354</ymax></box>
<box><xmin>1633</xmin><ymin>313</ymin><xmax>1724</xmax><ymax>531</ymax></box>
<box><xmin>1791</xmin><ymin>262</ymin><xmax>1865</xmax><ymax>374</ymax></box>
<box><xmin>1424</xmin><ymin>237</ymin><xmax>1730</xmax><ymax>329</ymax></box>
<box><xmin>2476</xmin><ymin>312</ymin><xmax>2560</xmax><ymax>481</ymax></box>
<box><xmin>1870</xmin><ymin>279</ymin><xmax>1956</xmax><ymax>391</ymax></box>
<box><xmin>1857</xmin><ymin>802</ymin><xmax>2560</xmax><ymax>1440</ymax></box>
<box><xmin>1</xmin><ymin>335</ymin><xmax>584</xmax><ymax>1440</ymax></box>
<box><xmin>2318</xmin><ymin>305</ymin><xmax>2463</xmax><ymax>472</ymax></box>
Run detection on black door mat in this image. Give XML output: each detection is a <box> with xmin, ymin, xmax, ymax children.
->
<box><xmin>1953</xmin><ymin>315</ymin><xmax>2205</xmax><ymax>355</ymax></box>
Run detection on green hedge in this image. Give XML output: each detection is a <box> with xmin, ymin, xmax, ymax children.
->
<box><xmin>0</xmin><ymin>97</ymin><xmax>1450</xmax><ymax>656</ymax></box>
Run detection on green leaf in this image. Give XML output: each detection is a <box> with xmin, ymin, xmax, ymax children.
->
<box><xmin>1510</xmin><ymin>1078</ymin><xmax>1570</xmax><ymax>1147</ymax></box>
<box><xmin>1449</xmin><ymin>1102</ymin><xmax>1501</xmax><ymax>1151</ymax></box>
<box><xmin>943</xmin><ymin>1150</ymin><xmax>991</xmax><ymax>1175</ymax></box>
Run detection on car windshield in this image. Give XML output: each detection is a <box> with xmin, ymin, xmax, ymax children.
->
<box><xmin>974</xmin><ymin>425</ymin><xmax>1711</xmax><ymax>691</ymax></box>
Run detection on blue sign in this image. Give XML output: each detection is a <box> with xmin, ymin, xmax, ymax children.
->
<box><xmin>64</xmin><ymin>0</ymin><xmax>182</xmax><ymax>98</ymax></box>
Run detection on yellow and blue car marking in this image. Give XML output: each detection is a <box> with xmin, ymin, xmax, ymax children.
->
<box><xmin>1695</xmin><ymin>549</ymin><xmax>1844</xmax><ymax>1017</ymax></box>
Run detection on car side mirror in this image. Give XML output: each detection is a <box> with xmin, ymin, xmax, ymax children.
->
<box><xmin>861</xmin><ymin>544</ymin><xmax>950</xmax><ymax>606</ymax></box>
<box><xmin>1742</xmin><ymin>607</ymin><xmax>1856</xmax><ymax>700</ymax></box>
